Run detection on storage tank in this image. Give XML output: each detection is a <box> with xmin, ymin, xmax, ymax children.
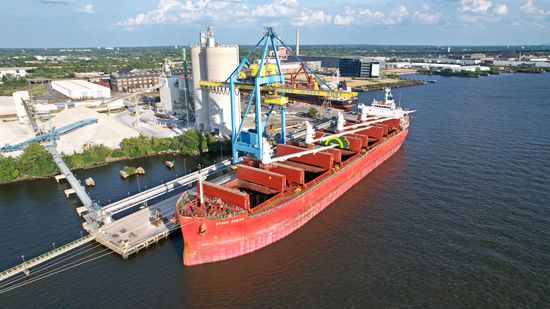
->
<box><xmin>205</xmin><ymin>45</ymin><xmax>240</xmax><ymax>136</ymax></box>
<box><xmin>191</xmin><ymin>45</ymin><xmax>210</xmax><ymax>131</ymax></box>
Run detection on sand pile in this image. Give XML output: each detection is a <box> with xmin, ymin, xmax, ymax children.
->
<box><xmin>50</xmin><ymin>107</ymin><xmax>140</xmax><ymax>154</ymax></box>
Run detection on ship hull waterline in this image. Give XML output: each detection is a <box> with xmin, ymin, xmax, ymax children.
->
<box><xmin>178</xmin><ymin>127</ymin><xmax>409</xmax><ymax>266</ymax></box>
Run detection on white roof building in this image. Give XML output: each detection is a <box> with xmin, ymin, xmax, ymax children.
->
<box><xmin>51</xmin><ymin>80</ymin><xmax>111</xmax><ymax>100</ymax></box>
<box><xmin>0</xmin><ymin>67</ymin><xmax>35</xmax><ymax>79</ymax></box>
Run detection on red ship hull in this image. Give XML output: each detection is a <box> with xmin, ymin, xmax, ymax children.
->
<box><xmin>177</xmin><ymin>127</ymin><xmax>409</xmax><ymax>266</ymax></box>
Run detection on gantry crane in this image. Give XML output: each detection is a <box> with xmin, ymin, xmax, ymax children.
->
<box><xmin>199</xmin><ymin>28</ymin><xmax>358</xmax><ymax>163</ymax></box>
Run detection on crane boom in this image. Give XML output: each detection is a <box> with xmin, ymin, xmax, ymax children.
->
<box><xmin>199</xmin><ymin>80</ymin><xmax>358</xmax><ymax>99</ymax></box>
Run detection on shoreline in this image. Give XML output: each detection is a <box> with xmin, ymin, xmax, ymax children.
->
<box><xmin>0</xmin><ymin>150</ymin><xmax>213</xmax><ymax>186</ymax></box>
<box><xmin>351</xmin><ymin>78</ymin><xmax>426</xmax><ymax>92</ymax></box>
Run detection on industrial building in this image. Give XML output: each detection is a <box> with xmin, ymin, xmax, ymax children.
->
<box><xmin>158</xmin><ymin>75</ymin><xmax>190</xmax><ymax>117</ymax></box>
<box><xmin>0</xmin><ymin>67</ymin><xmax>35</xmax><ymax>79</ymax></box>
<box><xmin>110</xmin><ymin>70</ymin><xmax>160</xmax><ymax>92</ymax></box>
<box><xmin>286</xmin><ymin>55</ymin><xmax>340</xmax><ymax>68</ymax></box>
<box><xmin>51</xmin><ymin>80</ymin><xmax>111</xmax><ymax>100</ymax></box>
<box><xmin>191</xmin><ymin>27</ymin><xmax>240</xmax><ymax>136</ymax></box>
<box><xmin>339</xmin><ymin>57</ymin><xmax>381</xmax><ymax>78</ymax></box>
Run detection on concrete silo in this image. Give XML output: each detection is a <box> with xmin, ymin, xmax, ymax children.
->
<box><xmin>191</xmin><ymin>27</ymin><xmax>240</xmax><ymax>136</ymax></box>
<box><xmin>191</xmin><ymin>42</ymin><xmax>209</xmax><ymax>131</ymax></box>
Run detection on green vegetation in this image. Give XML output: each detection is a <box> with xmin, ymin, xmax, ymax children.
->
<box><xmin>122</xmin><ymin>166</ymin><xmax>137</xmax><ymax>175</ymax></box>
<box><xmin>489</xmin><ymin>66</ymin><xmax>501</xmax><ymax>75</ymax></box>
<box><xmin>0</xmin><ymin>143</ymin><xmax>57</xmax><ymax>183</ymax></box>
<box><xmin>0</xmin><ymin>130</ymin><xmax>230</xmax><ymax>184</ymax></box>
<box><xmin>418</xmin><ymin>68</ymin><xmax>485</xmax><ymax>78</ymax></box>
<box><xmin>0</xmin><ymin>74</ymin><xmax>27</xmax><ymax>96</ymax></box>
<box><xmin>307</xmin><ymin>107</ymin><xmax>318</xmax><ymax>118</ymax></box>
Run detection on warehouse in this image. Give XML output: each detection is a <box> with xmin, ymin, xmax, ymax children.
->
<box><xmin>51</xmin><ymin>80</ymin><xmax>111</xmax><ymax>100</ymax></box>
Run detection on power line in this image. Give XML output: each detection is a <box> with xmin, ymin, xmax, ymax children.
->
<box><xmin>0</xmin><ymin>249</ymin><xmax>114</xmax><ymax>294</ymax></box>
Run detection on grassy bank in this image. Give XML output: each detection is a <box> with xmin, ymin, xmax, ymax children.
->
<box><xmin>0</xmin><ymin>129</ymin><xmax>231</xmax><ymax>185</ymax></box>
<box><xmin>351</xmin><ymin>78</ymin><xmax>425</xmax><ymax>92</ymax></box>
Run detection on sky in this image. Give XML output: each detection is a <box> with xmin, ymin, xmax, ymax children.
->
<box><xmin>0</xmin><ymin>0</ymin><xmax>549</xmax><ymax>47</ymax></box>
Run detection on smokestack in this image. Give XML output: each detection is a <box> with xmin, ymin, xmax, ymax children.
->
<box><xmin>296</xmin><ymin>28</ymin><xmax>300</xmax><ymax>56</ymax></box>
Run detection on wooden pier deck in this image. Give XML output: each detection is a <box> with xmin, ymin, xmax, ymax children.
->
<box><xmin>95</xmin><ymin>194</ymin><xmax>180</xmax><ymax>259</ymax></box>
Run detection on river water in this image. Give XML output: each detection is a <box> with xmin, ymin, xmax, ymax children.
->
<box><xmin>1</xmin><ymin>73</ymin><xmax>549</xmax><ymax>307</ymax></box>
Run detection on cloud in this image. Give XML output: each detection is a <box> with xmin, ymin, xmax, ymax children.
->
<box><xmin>40</xmin><ymin>0</ymin><xmax>76</xmax><ymax>4</ymax></box>
<box><xmin>293</xmin><ymin>10</ymin><xmax>332</xmax><ymax>26</ymax></box>
<box><xmin>349</xmin><ymin>5</ymin><xmax>409</xmax><ymax>26</ymax></box>
<box><xmin>521</xmin><ymin>0</ymin><xmax>548</xmax><ymax>15</ymax></box>
<box><xmin>334</xmin><ymin>14</ymin><xmax>354</xmax><ymax>25</ymax></box>
<box><xmin>334</xmin><ymin>4</ymin><xmax>443</xmax><ymax>27</ymax></box>
<box><xmin>457</xmin><ymin>0</ymin><xmax>512</xmax><ymax>23</ymax></box>
<box><xmin>492</xmin><ymin>3</ymin><xmax>508</xmax><ymax>16</ymax></box>
<box><xmin>459</xmin><ymin>0</ymin><xmax>492</xmax><ymax>13</ymax></box>
<box><xmin>117</xmin><ymin>0</ymin><xmax>330</xmax><ymax>28</ymax></box>
<box><xmin>77</xmin><ymin>4</ymin><xmax>95</xmax><ymax>14</ymax></box>
<box><xmin>412</xmin><ymin>4</ymin><xmax>441</xmax><ymax>24</ymax></box>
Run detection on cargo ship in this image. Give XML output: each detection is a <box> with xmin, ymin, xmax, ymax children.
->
<box><xmin>175</xmin><ymin>86</ymin><xmax>413</xmax><ymax>265</ymax></box>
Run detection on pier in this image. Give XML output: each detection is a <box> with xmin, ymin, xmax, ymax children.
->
<box><xmin>0</xmin><ymin>234</ymin><xmax>95</xmax><ymax>282</ymax></box>
<box><xmin>0</xmin><ymin>157</ymin><xmax>232</xmax><ymax>283</ymax></box>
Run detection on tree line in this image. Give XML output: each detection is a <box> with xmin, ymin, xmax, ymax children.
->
<box><xmin>0</xmin><ymin>129</ymin><xmax>231</xmax><ymax>184</ymax></box>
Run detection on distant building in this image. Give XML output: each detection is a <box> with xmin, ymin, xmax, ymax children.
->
<box><xmin>268</xmin><ymin>47</ymin><xmax>291</xmax><ymax>61</ymax></box>
<box><xmin>74</xmin><ymin>72</ymin><xmax>103</xmax><ymax>83</ymax></box>
<box><xmin>51</xmin><ymin>80</ymin><xmax>111</xmax><ymax>100</ymax></box>
<box><xmin>33</xmin><ymin>55</ymin><xmax>67</xmax><ymax>61</ymax></box>
<box><xmin>110</xmin><ymin>70</ymin><xmax>160</xmax><ymax>92</ymax></box>
<box><xmin>339</xmin><ymin>57</ymin><xmax>381</xmax><ymax>78</ymax></box>
<box><xmin>391</xmin><ymin>62</ymin><xmax>490</xmax><ymax>73</ymax></box>
<box><xmin>286</xmin><ymin>56</ymin><xmax>340</xmax><ymax>68</ymax></box>
<box><xmin>0</xmin><ymin>67</ymin><xmax>35</xmax><ymax>79</ymax></box>
<box><xmin>267</xmin><ymin>61</ymin><xmax>321</xmax><ymax>74</ymax></box>
<box><xmin>462</xmin><ymin>53</ymin><xmax>486</xmax><ymax>60</ymax></box>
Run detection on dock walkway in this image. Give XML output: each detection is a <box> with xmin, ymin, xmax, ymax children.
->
<box><xmin>0</xmin><ymin>234</ymin><xmax>95</xmax><ymax>282</ymax></box>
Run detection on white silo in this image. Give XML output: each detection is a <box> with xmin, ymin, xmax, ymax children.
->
<box><xmin>206</xmin><ymin>45</ymin><xmax>240</xmax><ymax>136</ymax></box>
<box><xmin>190</xmin><ymin>27</ymin><xmax>240</xmax><ymax>136</ymax></box>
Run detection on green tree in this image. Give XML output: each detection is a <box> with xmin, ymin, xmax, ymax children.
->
<box><xmin>0</xmin><ymin>155</ymin><xmax>20</xmax><ymax>183</ymax></box>
<box><xmin>307</xmin><ymin>107</ymin><xmax>318</xmax><ymax>118</ymax></box>
<box><xmin>121</xmin><ymin>134</ymin><xmax>152</xmax><ymax>158</ymax></box>
<box><xmin>17</xmin><ymin>143</ymin><xmax>57</xmax><ymax>177</ymax></box>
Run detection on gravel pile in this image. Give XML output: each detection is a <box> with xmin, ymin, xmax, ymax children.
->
<box><xmin>50</xmin><ymin>107</ymin><xmax>140</xmax><ymax>154</ymax></box>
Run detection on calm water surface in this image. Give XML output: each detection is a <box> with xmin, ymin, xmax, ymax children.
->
<box><xmin>1</xmin><ymin>73</ymin><xmax>549</xmax><ymax>308</ymax></box>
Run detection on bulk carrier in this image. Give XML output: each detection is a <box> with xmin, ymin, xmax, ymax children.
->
<box><xmin>175</xmin><ymin>28</ymin><xmax>414</xmax><ymax>266</ymax></box>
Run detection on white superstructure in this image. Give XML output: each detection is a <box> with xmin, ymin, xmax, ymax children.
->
<box><xmin>191</xmin><ymin>27</ymin><xmax>240</xmax><ymax>136</ymax></box>
<box><xmin>51</xmin><ymin>80</ymin><xmax>111</xmax><ymax>100</ymax></box>
<box><xmin>358</xmin><ymin>88</ymin><xmax>414</xmax><ymax>122</ymax></box>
